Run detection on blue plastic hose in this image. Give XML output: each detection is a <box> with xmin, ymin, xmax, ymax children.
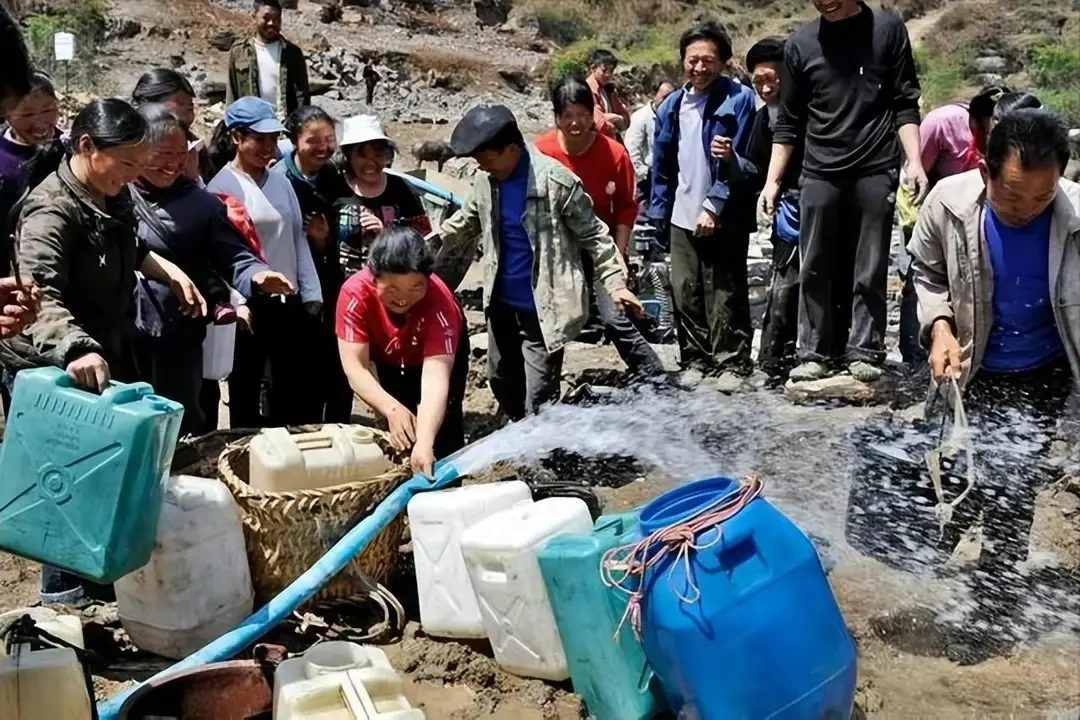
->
<box><xmin>390</xmin><ymin>170</ymin><xmax>463</xmax><ymax>208</ymax></box>
<box><xmin>97</xmin><ymin>459</ymin><xmax>461</xmax><ymax>719</ymax></box>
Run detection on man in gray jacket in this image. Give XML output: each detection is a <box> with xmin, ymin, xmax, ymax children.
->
<box><xmin>907</xmin><ymin>109</ymin><xmax>1079</xmax><ymax>654</ymax></box>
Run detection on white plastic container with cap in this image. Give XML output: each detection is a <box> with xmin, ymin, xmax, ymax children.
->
<box><xmin>274</xmin><ymin>641</ymin><xmax>424</xmax><ymax>719</ymax></box>
<box><xmin>460</xmin><ymin>497</ymin><xmax>594</xmax><ymax>681</ymax></box>
<box><xmin>248</xmin><ymin>424</ymin><xmax>393</xmax><ymax>492</ymax></box>
<box><xmin>0</xmin><ymin>645</ymin><xmax>92</xmax><ymax>720</ymax></box>
<box><xmin>114</xmin><ymin>475</ymin><xmax>253</xmax><ymax>659</ymax></box>
<box><xmin>408</xmin><ymin>481</ymin><xmax>533</xmax><ymax>638</ymax></box>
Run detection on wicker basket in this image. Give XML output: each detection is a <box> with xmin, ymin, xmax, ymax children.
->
<box><xmin>217</xmin><ymin>431</ymin><xmax>410</xmax><ymax>605</ymax></box>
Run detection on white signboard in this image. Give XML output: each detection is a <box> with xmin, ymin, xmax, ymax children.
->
<box><xmin>54</xmin><ymin>32</ymin><xmax>75</xmax><ymax>62</ymax></box>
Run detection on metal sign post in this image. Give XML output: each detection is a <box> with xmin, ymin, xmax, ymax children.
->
<box><xmin>53</xmin><ymin>31</ymin><xmax>75</xmax><ymax>93</ymax></box>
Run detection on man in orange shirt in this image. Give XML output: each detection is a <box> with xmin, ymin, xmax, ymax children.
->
<box><xmin>535</xmin><ymin>75</ymin><xmax>664</xmax><ymax>378</ymax></box>
<box><xmin>585</xmin><ymin>49</ymin><xmax>631</xmax><ymax>140</ymax></box>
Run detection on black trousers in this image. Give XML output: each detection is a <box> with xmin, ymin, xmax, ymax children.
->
<box><xmin>668</xmin><ymin>224</ymin><xmax>752</xmax><ymax>372</ymax></box>
<box><xmin>375</xmin><ymin>326</ymin><xmax>470</xmax><ymax>459</ymax></box>
<box><xmin>758</xmin><ymin>238</ymin><xmax>800</xmax><ymax>374</ymax></box>
<box><xmin>960</xmin><ymin>358</ymin><xmax>1072</xmax><ymax>573</ymax></box>
<box><xmin>798</xmin><ymin>171</ymin><xmax>898</xmax><ymax>365</ymax></box>
<box><xmin>899</xmin><ymin>268</ymin><xmax>927</xmax><ymax>366</ymax></box>
<box><xmin>131</xmin><ymin>334</ymin><xmax>206</xmax><ymax>437</ymax></box>
<box><xmin>581</xmin><ymin>252</ymin><xmax>664</xmax><ymax>378</ymax></box>
<box><xmin>487</xmin><ymin>301</ymin><xmax>564</xmax><ymax>421</ymax></box>
<box><xmin>229</xmin><ymin>295</ymin><xmax>321</xmax><ymax>429</ymax></box>
<box><xmin>311</xmin><ymin>309</ymin><xmax>354</xmax><ymax>424</ymax></box>
<box><xmin>200</xmin><ymin>379</ymin><xmax>221</xmax><ymax>432</ymax></box>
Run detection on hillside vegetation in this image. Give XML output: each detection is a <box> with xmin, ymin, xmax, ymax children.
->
<box><xmin>522</xmin><ymin>0</ymin><xmax>1080</xmax><ymax>124</ymax></box>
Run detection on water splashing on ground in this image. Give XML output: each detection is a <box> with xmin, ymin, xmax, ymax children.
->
<box><xmin>447</xmin><ymin>380</ymin><xmax>1080</xmax><ymax>666</ymax></box>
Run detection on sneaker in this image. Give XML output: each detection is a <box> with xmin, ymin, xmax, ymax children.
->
<box><xmin>789</xmin><ymin>361</ymin><xmax>828</xmax><ymax>382</ymax></box>
<box><xmin>849</xmin><ymin>361</ymin><xmax>884</xmax><ymax>383</ymax></box>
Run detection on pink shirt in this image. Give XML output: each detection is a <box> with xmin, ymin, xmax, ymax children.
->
<box><xmin>920</xmin><ymin>103</ymin><xmax>974</xmax><ymax>181</ymax></box>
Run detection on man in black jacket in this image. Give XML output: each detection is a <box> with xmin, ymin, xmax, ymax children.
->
<box><xmin>762</xmin><ymin>0</ymin><xmax>927</xmax><ymax>382</ymax></box>
<box><xmin>745</xmin><ymin>38</ymin><xmax>804</xmax><ymax>377</ymax></box>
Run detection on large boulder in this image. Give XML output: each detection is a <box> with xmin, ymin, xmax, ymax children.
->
<box><xmin>784</xmin><ymin>375</ymin><xmax>878</xmax><ymax>405</ymax></box>
<box><xmin>209</xmin><ymin>29</ymin><xmax>239</xmax><ymax>52</ymax></box>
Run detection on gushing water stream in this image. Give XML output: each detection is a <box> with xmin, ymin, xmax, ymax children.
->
<box><xmin>448</xmin><ymin>381</ymin><xmax>1080</xmax><ymax>665</ymax></box>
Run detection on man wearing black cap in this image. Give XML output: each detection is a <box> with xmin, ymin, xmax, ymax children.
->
<box><xmin>437</xmin><ymin>104</ymin><xmax>642</xmax><ymax>420</ymax></box>
<box><xmin>746</xmin><ymin>37</ymin><xmax>804</xmax><ymax>377</ymax></box>
<box><xmin>764</xmin><ymin>0</ymin><xmax>926</xmax><ymax>383</ymax></box>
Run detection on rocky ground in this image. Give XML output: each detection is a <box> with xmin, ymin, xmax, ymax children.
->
<box><xmin>1</xmin><ymin>257</ymin><xmax>1078</xmax><ymax>718</ymax></box>
<box><xmin>2</xmin><ymin>0</ymin><xmax>1078</xmax><ymax>717</ymax></box>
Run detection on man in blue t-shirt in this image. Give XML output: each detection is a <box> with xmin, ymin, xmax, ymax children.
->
<box><xmin>439</xmin><ymin>105</ymin><xmax>641</xmax><ymax>420</ymax></box>
<box><xmin>907</xmin><ymin>108</ymin><xmax>1080</xmax><ymax>657</ymax></box>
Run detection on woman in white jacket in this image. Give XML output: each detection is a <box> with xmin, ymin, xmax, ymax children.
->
<box><xmin>208</xmin><ymin>96</ymin><xmax>323</xmax><ymax>427</ymax></box>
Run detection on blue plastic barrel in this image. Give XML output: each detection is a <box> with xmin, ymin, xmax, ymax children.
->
<box><xmin>637</xmin><ymin>477</ymin><xmax>857</xmax><ymax>719</ymax></box>
<box><xmin>538</xmin><ymin>512</ymin><xmax>666</xmax><ymax>720</ymax></box>
<box><xmin>0</xmin><ymin>368</ymin><xmax>184</xmax><ymax>583</ymax></box>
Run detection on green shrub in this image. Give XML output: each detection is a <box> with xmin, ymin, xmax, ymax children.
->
<box><xmin>1040</xmin><ymin>89</ymin><xmax>1080</xmax><ymax>127</ymax></box>
<box><xmin>1030</xmin><ymin>45</ymin><xmax>1080</xmax><ymax>91</ymax></box>
<box><xmin>22</xmin><ymin>0</ymin><xmax>108</xmax><ymax>92</ymax></box>
<box><xmin>550</xmin><ymin>41</ymin><xmax>594</xmax><ymax>83</ymax></box>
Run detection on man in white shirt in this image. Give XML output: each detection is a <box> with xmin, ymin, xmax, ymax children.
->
<box><xmin>626</xmin><ymin>82</ymin><xmax>677</xmax><ymax>191</ymax></box>
<box><xmin>647</xmin><ymin>22</ymin><xmax>758</xmax><ymax>375</ymax></box>
<box><xmin>226</xmin><ymin>0</ymin><xmax>311</xmax><ymax>117</ymax></box>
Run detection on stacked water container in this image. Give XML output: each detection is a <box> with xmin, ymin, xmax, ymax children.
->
<box><xmin>407</xmin><ymin>482</ymin><xmax>594</xmax><ymax>680</ymax></box>
<box><xmin>411</xmin><ymin>476</ymin><xmax>858</xmax><ymax>720</ymax></box>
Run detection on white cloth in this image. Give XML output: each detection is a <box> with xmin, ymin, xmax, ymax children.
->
<box><xmin>207</xmin><ymin>164</ymin><xmax>322</xmax><ymax>304</ymax></box>
<box><xmin>202</xmin><ymin>324</ymin><xmax>236</xmax><ymax>380</ymax></box>
<box><xmin>625</xmin><ymin>104</ymin><xmax>656</xmax><ymax>183</ymax></box>
<box><xmin>202</xmin><ymin>289</ymin><xmax>245</xmax><ymax>380</ymax></box>
<box><xmin>671</xmin><ymin>90</ymin><xmax>712</xmax><ymax>232</ymax></box>
<box><xmin>254</xmin><ymin>39</ymin><xmax>282</xmax><ymax>111</ymax></box>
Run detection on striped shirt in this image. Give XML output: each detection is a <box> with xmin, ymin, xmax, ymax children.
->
<box><xmin>335</xmin><ymin>267</ymin><xmax>462</xmax><ymax>367</ymax></box>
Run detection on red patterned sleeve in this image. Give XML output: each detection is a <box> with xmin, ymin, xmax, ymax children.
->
<box><xmin>335</xmin><ymin>279</ymin><xmax>370</xmax><ymax>344</ymax></box>
<box><xmin>421</xmin><ymin>286</ymin><xmax>462</xmax><ymax>358</ymax></box>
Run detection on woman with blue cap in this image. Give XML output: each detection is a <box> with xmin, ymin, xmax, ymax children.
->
<box><xmin>208</xmin><ymin>96</ymin><xmax>323</xmax><ymax>427</ymax></box>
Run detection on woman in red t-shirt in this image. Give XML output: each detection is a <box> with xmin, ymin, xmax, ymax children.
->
<box><xmin>336</xmin><ymin>226</ymin><xmax>469</xmax><ymax>476</ymax></box>
<box><xmin>534</xmin><ymin>77</ymin><xmax>638</xmax><ymax>256</ymax></box>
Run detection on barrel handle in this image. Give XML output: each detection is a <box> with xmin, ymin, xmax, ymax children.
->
<box><xmin>52</xmin><ymin>372</ymin><xmax>152</xmax><ymax>404</ymax></box>
<box><xmin>100</xmin><ymin>381</ymin><xmax>154</xmax><ymax>405</ymax></box>
<box><xmin>291</xmin><ymin>432</ymin><xmax>336</xmax><ymax>451</ymax></box>
<box><xmin>702</xmin><ymin>510</ymin><xmax>756</xmax><ymax>551</ymax></box>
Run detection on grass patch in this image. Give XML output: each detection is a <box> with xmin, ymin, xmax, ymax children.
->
<box><xmin>1040</xmin><ymin>89</ymin><xmax>1080</xmax><ymax>127</ymax></box>
<box><xmin>914</xmin><ymin>47</ymin><xmax>967</xmax><ymax>108</ymax></box>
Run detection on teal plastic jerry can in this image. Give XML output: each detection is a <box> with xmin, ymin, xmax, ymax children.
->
<box><xmin>0</xmin><ymin>367</ymin><xmax>184</xmax><ymax>583</ymax></box>
<box><xmin>538</xmin><ymin>512</ymin><xmax>666</xmax><ymax>720</ymax></box>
